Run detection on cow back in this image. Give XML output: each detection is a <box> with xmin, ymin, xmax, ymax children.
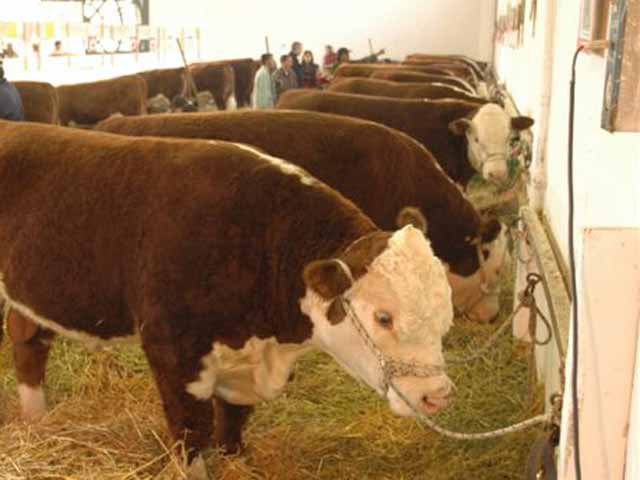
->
<box><xmin>189</xmin><ymin>62</ymin><xmax>236</xmax><ymax>110</ymax></box>
<box><xmin>369</xmin><ymin>70</ymin><xmax>474</xmax><ymax>92</ymax></box>
<box><xmin>57</xmin><ymin>74</ymin><xmax>147</xmax><ymax>126</ymax></box>
<box><xmin>13</xmin><ymin>81</ymin><xmax>59</xmax><ymax>124</ymax></box>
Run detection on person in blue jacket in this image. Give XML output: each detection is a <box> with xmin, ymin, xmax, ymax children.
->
<box><xmin>0</xmin><ymin>59</ymin><xmax>25</xmax><ymax>121</ymax></box>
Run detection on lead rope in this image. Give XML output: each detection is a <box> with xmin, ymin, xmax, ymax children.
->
<box><xmin>341</xmin><ymin>257</ymin><xmax>564</xmax><ymax>441</ymax></box>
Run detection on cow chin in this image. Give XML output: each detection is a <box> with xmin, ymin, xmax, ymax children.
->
<box><xmin>386</xmin><ymin>376</ymin><xmax>452</xmax><ymax>417</ymax></box>
<box><xmin>463</xmin><ymin>291</ymin><xmax>501</xmax><ymax>323</ymax></box>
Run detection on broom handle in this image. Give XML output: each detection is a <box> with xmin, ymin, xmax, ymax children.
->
<box><xmin>177</xmin><ymin>38</ymin><xmax>198</xmax><ymax>99</ymax></box>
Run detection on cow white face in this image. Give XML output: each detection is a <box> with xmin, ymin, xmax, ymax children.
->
<box><xmin>449</xmin><ymin>104</ymin><xmax>534</xmax><ymax>184</ymax></box>
<box><xmin>446</xmin><ymin>224</ymin><xmax>509</xmax><ymax>322</ymax></box>
<box><xmin>301</xmin><ymin>225</ymin><xmax>454</xmax><ymax>417</ymax></box>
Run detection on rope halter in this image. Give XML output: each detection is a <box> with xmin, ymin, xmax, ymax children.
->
<box><xmin>341</xmin><ymin>298</ymin><xmax>446</xmax><ymax>395</ymax></box>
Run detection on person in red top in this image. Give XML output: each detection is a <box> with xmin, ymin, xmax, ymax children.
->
<box><xmin>322</xmin><ymin>45</ymin><xmax>337</xmax><ymax>74</ymax></box>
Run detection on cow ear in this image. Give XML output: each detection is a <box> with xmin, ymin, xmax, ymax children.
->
<box><xmin>396</xmin><ymin>206</ymin><xmax>428</xmax><ymax>235</ymax></box>
<box><xmin>303</xmin><ymin>259</ymin><xmax>354</xmax><ymax>300</ymax></box>
<box><xmin>479</xmin><ymin>218</ymin><xmax>502</xmax><ymax>243</ymax></box>
<box><xmin>327</xmin><ymin>297</ymin><xmax>347</xmax><ymax>324</ymax></box>
<box><xmin>511</xmin><ymin>116</ymin><xmax>534</xmax><ymax>131</ymax></box>
<box><xmin>449</xmin><ymin>118</ymin><xmax>473</xmax><ymax>136</ymax></box>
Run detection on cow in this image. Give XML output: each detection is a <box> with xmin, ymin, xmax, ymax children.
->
<box><xmin>276</xmin><ymin>90</ymin><xmax>534</xmax><ymax>187</ymax></box>
<box><xmin>97</xmin><ymin>110</ymin><xmax>507</xmax><ymax>323</ymax></box>
<box><xmin>0</xmin><ymin>119</ymin><xmax>454</xmax><ymax>478</ymax></box>
<box><xmin>333</xmin><ymin>63</ymin><xmax>450</xmax><ymax>79</ymax></box>
<box><xmin>139</xmin><ymin>67</ymin><xmax>186</xmax><ymax>100</ymax></box>
<box><xmin>189</xmin><ymin>62</ymin><xmax>236</xmax><ymax>110</ymax></box>
<box><xmin>403</xmin><ymin>56</ymin><xmax>490</xmax><ymax>97</ymax></box>
<box><xmin>368</xmin><ymin>70</ymin><xmax>476</xmax><ymax>93</ymax></box>
<box><xmin>13</xmin><ymin>81</ymin><xmax>59</xmax><ymax>124</ymax></box>
<box><xmin>328</xmin><ymin>77</ymin><xmax>484</xmax><ymax>102</ymax></box>
<box><xmin>406</xmin><ymin>54</ymin><xmax>487</xmax><ymax>79</ymax></box>
<box><xmin>220</xmin><ymin>58</ymin><xmax>258</xmax><ymax>108</ymax></box>
<box><xmin>56</xmin><ymin>74</ymin><xmax>147</xmax><ymax>126</ymax></box>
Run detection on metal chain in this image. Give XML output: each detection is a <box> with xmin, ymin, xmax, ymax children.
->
<box><xmin>342</xmin><ymin>267</ymin><xmax>565</xmax><ymax>440</ymax></box>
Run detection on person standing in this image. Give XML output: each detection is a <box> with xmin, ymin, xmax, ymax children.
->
<box><xmin>322</xmin><ymin>45</ymin><xmax>337</xmax><ymax>73</ymax></box>
<box><xmin>301</xmin><ymin>50</ymin><xmax>319</xmax><ymax>88</ymax></box>
<box><xmin>289</xmin><ymin>41</ymin><xmax>304</xmax><ymax>87</ymax></box>
<box><xmin>0</xmin><ymin>59</ymin><xmax>25</xmax><ymax>121</ymax></box>
<box><xmin>274</xmin><ymin>54</ymin><xmax>299</xmax><ymax>101</ymax></box>
<box><xmin>253</xmin><ymin>53</ymin><xmax>277</xmax><ymax>109</ymax></box>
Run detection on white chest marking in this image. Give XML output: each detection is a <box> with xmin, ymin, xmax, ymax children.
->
<box><xmin>186</xmin><ymin>336</ymin><xmax>313</xmax><ymax>405</ymax></box>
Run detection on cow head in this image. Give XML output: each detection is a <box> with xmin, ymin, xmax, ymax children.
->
<box><xmin>301</xmin><ymin>223</ymin><xmax>454</xmax><ymax>417</ymax></box>
<box><xmin>449</xmin><ymin>104</ymin><xmax>534</xmax><ymax>184</ymax></box>
<box><xmin>445</xmin><ymin>219</ymin><xmax>509</xmax><ymax>322</ymax></box>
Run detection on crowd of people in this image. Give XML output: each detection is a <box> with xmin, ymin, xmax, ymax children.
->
<box><xmin>253</xmin><ymin>41</ymin><xmax>385</xmax><ymax>109</ymax></box>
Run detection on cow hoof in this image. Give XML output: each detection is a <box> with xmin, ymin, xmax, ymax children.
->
<box><xmin>187</xmin><ymin>455</ymin><xmax>211</xmax><ymax>480</ymax></box>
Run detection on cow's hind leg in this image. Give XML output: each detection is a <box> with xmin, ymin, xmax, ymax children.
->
<box><xmin>140</xmin><ymin>321</ymin><xmax>214</xmax><ymax>464</ymax></box>
<box><xmin>214</xmin><ymin>398</ymin><xmax>253</xmax><ymax>454</ymax></box>
<box><xmin>8</xmin><ymin>309</ymin><xmax>55</xmax><ymax>421</ymax></box>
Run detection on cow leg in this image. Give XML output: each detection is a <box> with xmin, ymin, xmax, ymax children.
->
<box><xmin>140</xmin><ymin>323</ymin><xmax>214</xmax><ymax>463</ymax></box>
<box><xmin>214</xmin><ymin>397</ymin><xmax>253</xmax><ymax>454</ymax></box>
<box><xmin>8</xmin><ymin>309</ymin><xmax>55</xmax><ymax>421</ymax></box>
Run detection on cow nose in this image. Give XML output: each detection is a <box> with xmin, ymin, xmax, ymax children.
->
<box><xmin>419</xmin><ymin>385</ymin><xmax>453</xmax><ymax>414</ymax></box>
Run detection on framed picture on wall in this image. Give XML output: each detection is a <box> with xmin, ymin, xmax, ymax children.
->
<box><xmin>578</xmin><ymin>0</ymin><xmax>610</xmax><ymax>45</ymax></box>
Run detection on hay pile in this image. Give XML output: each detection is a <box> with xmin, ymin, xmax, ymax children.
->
<box><xmin>0</xmin><ymin>256</ymin><xmax>543</xmax><ymax>479</ymax></box>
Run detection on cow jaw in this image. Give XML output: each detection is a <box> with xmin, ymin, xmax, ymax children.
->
<box><xmin>466</xmin><ymin>104</ymin><xmax>512</xmax><ymax>183</ymax></box>
<box><xmin>302</xmin><ymin>225</ymin><xmax>454</xmax><ymax>416</ymax></box>
<box><xmin>447</xmin><ymin>224</ymin><xmax>509</xmax><ymax>322</ymax></box>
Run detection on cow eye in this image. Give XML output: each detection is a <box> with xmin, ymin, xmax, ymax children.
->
<box><xmin>374</xmin><ymin>310</ymin><xmax>393</xmax><ymax>329</ymax></box>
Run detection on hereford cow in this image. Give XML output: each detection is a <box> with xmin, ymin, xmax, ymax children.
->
<box><xmin>97</xmin><ymin>110</ymin><xmax>507</xmax><ymax>322</ymax></box>
<box><xmin>0</xmin><ymin>119</ymin><xmax>454</xmax><ymax>478</ymax></box>
<box><xmin>56</xmin><ymin>74</ymin><xmax>147</xmax><ymax>126</ymax></box>
<box><xmin>13</xmin><ymin>81</ymin><xmax>59</xmax><ymax>124</ymax></box>
<box><xmin>328</xmin><ymin>77</ymin><xmax>484</xmax><ymax>102</ymax></box>
<box><xmin>139</xmin><ymin>67</ymin><xmax>186</xmax><ymax>100</ymax></box>
<box><xmin>369</xmin><ymin>70</ymin><xmax>475</xmax><ymax>93</ymax></box>
<box><xmin>189</xmin><ymin>62</ymin><xmax>236</xmax><ymax>110</ymax></box>
<box><xmin>221</xmin><ymin>58</ymin><xmax>257</xmax><ymax>108</ymax></box>
<box><xmin>334</xmin><ymin>63</ymin><xmax>451</xmax><ymax>79</ymax></box>
<box><xmin>276</xmin><ymin>90</ymin><xmax>534</xmax><ymax>186</ymax></box>
<box><xmin>406</xmin><ymin>54</ymin><xmax>487</xmax><ymax>78</ymax></box>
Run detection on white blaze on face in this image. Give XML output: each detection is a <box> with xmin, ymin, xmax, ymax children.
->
<box><xmin>447</xmin><ymin>225</ymin><xmax>509</xmax><ymax>322</ymax></box>
<box><xmin>303</xmin><ymin>225</ymin><xmax>454</xmax><ymax>417</ymax></box>
<box><xmin>466</xmin><ymin>104</ymin><xmax>514</xmax><ymax>182</ymax></box>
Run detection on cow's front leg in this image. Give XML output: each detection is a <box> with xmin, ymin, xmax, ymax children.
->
<box><xmin>8</xmin><ymin>309</ymin><xmax>55</xmax><ymax>421</ymax></box>
<box><xmin>214</xmin><ymin>398</ymin><xmax>253</xmax><ymax>454</ymax></box>
<box><xmin>140</xmin><ymin>323</ymin><xmax>214</xmax><ymax>466</ymax></box>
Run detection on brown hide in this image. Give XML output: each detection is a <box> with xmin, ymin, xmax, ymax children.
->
<box><xmin>328</xmin><ymin>77</ymin><xmax>483</xmax><ymax>102</ymax></box>
<box><xmin>13</xmin><ymin>81</ymin><xmax>59</xmax><ymax>124</ymax></box>
<box><xmin>56</xmin><ymin>74</ymin><xmax>148</xmax><ymax>125</ymax></box>
<box><xmin>276</xmin><ymin>90</ymin><xmax>482</xmax><ymax>187</ymax></box>
<box><xmin>402</xmin><ymin>61</ymin><xmax>477</xmax><ymax>84</ymax></box>
<box><xmin>139</xmin><ymin>67</ymin><xmax>186</xmax><ymax>99</ymax></box>
<box><xmin>369</xmin><ymin>70</ymin><xmax>474</xmax><ymax>93</ymax></box>
<box><xmin>96</xmin><ymin>110</ymin><xmax>495</xmax><ymax>276</ymax></box>
<box><xmin>0</xmin><ymin>118</ymin><xmax>379</xmax><ymax>455</ymax></box>
<box><xmin>189</xmin><ymin>62</ymin><xmax>235</xmax><ymax>110</ymax></box>
<box><xmin>406</xmin><ymin>54</ymin><xmax>486</xmax><ymax>78</ymax></box>
<box><xmin>333</xmin><ymin>63</ymin><xmax>453</xmax><ymax>80</ymax></box>
<box><xmin>220</xmin><ymin>58</ymin><xmax>258</xmax><ymax>108</ymax></box>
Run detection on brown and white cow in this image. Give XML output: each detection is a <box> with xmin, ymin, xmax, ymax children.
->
<box><xmin>13</xmin><ymin>81</ymin><xmax>59</xmax><ymax>124</ymax></box>
<box><xmin>219</xmin><ymin>58</ymin><xmax>258</xmax><ymax>108</ymax></box>
<box><xmin>139</xmin><ymin>67</ymin><xmax>186</xmax><ymax>100</ymax></box>
<box><xmin>369</xmin><ymin>70</ymin><xmax>475</xmax><ymax>92</ymax></box>
<box><xmin>56</xmin><ymin>74</ymin><xmax>147</xmax><ymax>126</ymax></box>
<box><xmin>328</xmin><ymin>77</ymin><xmax>484</xmax><ymax>102</ymax></box>
<box><xmin>97</xmin><ymin>110</ymin><xmax>507</xmax><ymax>322</ymax></box>
<box><xmin>189</xmin><ymin>61</ymin><xmax>236</xmax><ymax>110</ymax></box>
<box><xmin>276</xmin><ymin>90</ymin><xmax>534</xmax><ymax>186</ymax></box>
<box><xmin>0</xmin><ymin>119</ymin><xmax>453</xmax><ymax>477</ymax></box>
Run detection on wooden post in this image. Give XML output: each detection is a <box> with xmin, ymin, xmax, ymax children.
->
<box><xmin>368</xmin><ymin>38</ymin><xmax>374</xmax><ymax>55</ymax></box>
<box><xmin>265</xmin><ymin>35</ymin><xmax>270</xmax><ymax>54</ymax></box>
<box><xmin>177</xmin><ymin>38</ymin><xmax>198</xmax><ymax>100</ymax></box>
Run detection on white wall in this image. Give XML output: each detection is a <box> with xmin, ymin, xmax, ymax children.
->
<box><xmin>150</xmin><ymin>0</ymin><xmax>497</xmax><ymax>62</ymax></box>
<box><xmin>495</xmin><ymin>1</ymin><xmax>640</xmax><ymax>479</ymax></box>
